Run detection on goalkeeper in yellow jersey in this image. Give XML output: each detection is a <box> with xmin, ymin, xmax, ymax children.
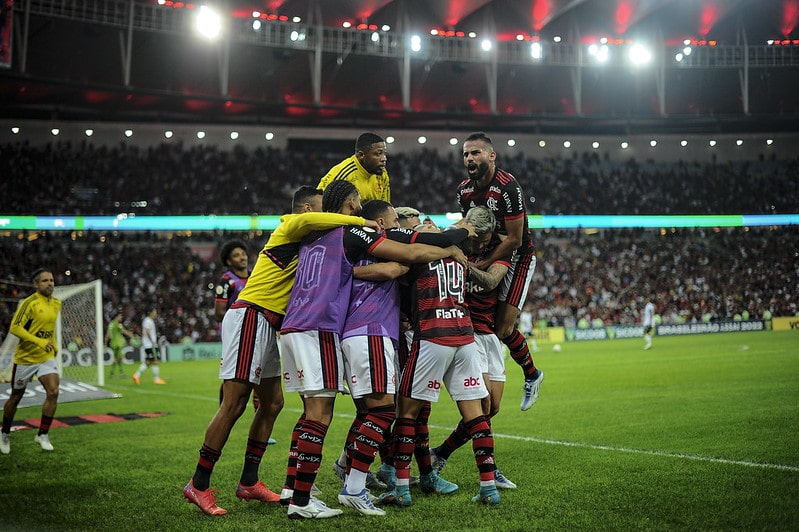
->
<box><xmin>1</xmin><ymin>268</ymin><xmax>62</xmax><ymax>454</ymax></box>
<box><xmin>317</xmin><ymin>132</ymin><xmax>390</xmax><ymax>202</ymax></box>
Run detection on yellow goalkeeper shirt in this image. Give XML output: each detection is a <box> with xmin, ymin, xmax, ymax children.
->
<box><xmin>237</xmin><ymin>211</ymin><xmax>367</xmax><ymax>316</ymax></box>
<box><xmin>317</xmin><ymin>154</ymin><xmax>391</xmax><ymax>202</ymax></box>
<box><xmin>10</xmin><ymin>292</ymin><xmax>62</xmax><ymax>365</ymax></box>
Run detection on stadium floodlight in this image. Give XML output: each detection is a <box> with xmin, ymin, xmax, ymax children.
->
<box><xmin>709</xmin><ymin>139</ymin><xmax>717</xmax><ymax>147</ymax></box>
<box><xmin>683</xmin><ymin>46</ymin><xmax>692</xmax><ymax>56</ymax></box>
<box><xmin>650</xmin><ymin>140</ymin><xmax>657</xmax><ymax>147</ymax></box>
<box><xmin>164</xmin><ymin>130</ymin><xmax>173</xmax><ymax>139</ymax></box>
<box><xmin>11</xmin><ymin>126</ymin><xmax>19</xmax><ymax>134</ymax></box>
<box><xmin>507</xmin><ymin>139</ymin><xmax>516</xmax><ymax>147</ymax></box>
<box><xmin>371</xmin><ymin>32</ymin><xmax>380</xmax><ymax>43</ymax></box>
<box><xmin>196</xmin><ymin>6</ymin><xmax>222</xmax><ymax>40</ymax></box>
<box><xmin>680</xmin><ymin>139</ymin><xmax>688</xmax><ymax>147</ymax></box>
<box><xmin>588</xmin><ymin>43</ymin><xmax>609</xmax><ymax>63</ymax></box>
<box><xmin>675</xmin><ymin>52</ymin><xmax>684</xmax><ymax>62</ymax></box>
<box><xmin>736</xmin><ymin>139</ymin><xmax>744</xmax><ymax>146</ymax></box>
<box><xmin>481</xmin><ymin>39</ymin><xmax>493</xmax><ymax>52</ymax></box>
<box><xmin>252</xmin><ymin>20</ymin><xmax>261</xmax><ymax>30</ymax></box>
<box><xmin>51</xmin><ymin>128</ymin><xmax>60</xmax><ymax>136</ymax></box>
<box><xmin>230</xmin><ymin>131</ymin><xmax>239</xmax><ymax>140</ymax></box>
<box><xmin>386</xmin><ymin>136</ymin><xmax>395</xmax><ymax>144</ymax></box>
<box><xmin>621</xmin><ymin>141</ymin><xmax>629</xmax><ymax>149</ymax></box>
<box><xmin>417</xmin><ymin>136</ymin><xmax>427</xmax><ymax>144</ymax></box>
<box><xmin>628</xmin><ymin>43</ymin><xmax>652</xmax><ymax>66</ymax></box>
<box><xmin>766</xmin><ymin>139</ymin><xmax>774</xmax><ymax>145</ymax></box>
<box><xmin>449</xmin><ymin>137</ymin><xmax>459</xmax><ymax>146</ymax></box>
<box><xmin>264</xmin><ymin>132</ymin><xmax>274</xmax><ymax>141</ymax></box>
<box><xmin>293</xmin><ymin>16</ymin><xmax>301</xmax><ymax>23</ymax></box>
<box><xmin>197</xmin><ymin>131</ymin><xmax>206</xmax><ymax>139</ymax></box>
<box><xmin>538</xmin><ymin>140</ymin><xmax>546</xmax><ymax>148</ymax></box>
<box><xmin>553</xmin><ymin>35</ymin><xmax>562</xmax><ymax>43</ymax></box>
<box><xmin>592</xmin><ymin>141</ymin><xmax>600</xmax><ymax>149</ymax></box>
<box><xmin>411</xmin><ymin>35</ymin><xmax>422</xmax><ymax>52</ymax></box>
<box><xmin>85</xmin><ymin>129</ymin><xmax>93</xmax><ymax>137</ymax></box>
<box><xmin>563</xmin><ymin>140</ymin><xmax>571</xmax><ymax>148</ymax></box>
<box><xmin>531</xmin><ymin>41</ymin><xmax>543</xmax><ymax>59</ymax></box>
<box><xmin>124</xmin><ymin>129</ymin><xmax>133</xmax><ymax>138</ymax></box>
<box><xmin>382</xmin><ymin>25</ymin><xmax>391</xmax><ymax>31</ymax></box>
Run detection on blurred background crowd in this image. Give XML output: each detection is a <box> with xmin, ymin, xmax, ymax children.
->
<box><xmin>0</xmin><ymin>141</ymin><xmax>797</xmax><ymax>345</ymax></box>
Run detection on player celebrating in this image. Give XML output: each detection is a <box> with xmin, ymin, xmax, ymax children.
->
<box><xmin>456</xmin><ymin>132</ymin><xmax>543</xmax><ymax>411</ymax></box>
<box><xmin>183</xmin><ymin>186</ymin><xmax>379</xmax><ymax>516</ymax></box>
<box><xmin>279</xmin><ymin>182</ymin><xmax>466</xmax><ymax>519</ymax></box>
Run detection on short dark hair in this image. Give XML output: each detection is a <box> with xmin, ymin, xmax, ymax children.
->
<box><xmin>356</xmin><ymin>132</ymin><xmax>385</xmax><ymax>152</ymax></box>
<box><xmin>219</xmin><ymin>240</ymin><xmax>247</xmax><ymax>266</ymax></box>
<box><xmin>322</xmin><ymin>180</ymin><xmax>358</xmax><ymax>213</ymax></box>
<box><xmin>361</xmin><ymin>200</ymin><xmax>392</xmax><ymax>221</ymax></box>
<box><xmin>464</xmin><ymin>131</ymin><xmax>493</xmax><ymax>149</ymax></box>
<box><xmin>292</xmin><ymin>186</ymin><xmax>322</xmax><ymax>213</ymax></box>
<box><xmin>31</xmin><ymin>268</ymin><xmax>51</xmax><ymax>283</ymax></box>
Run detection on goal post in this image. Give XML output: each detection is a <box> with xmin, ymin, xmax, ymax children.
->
<box><xmin>54</xmin><ymin>279</ymin><xmax>105</xmax><ymax>387</ymax></box>
<box><xmin>0</xmin><ymin>279</ymin><xmax>104</xmax><ymax>387</ymax></box>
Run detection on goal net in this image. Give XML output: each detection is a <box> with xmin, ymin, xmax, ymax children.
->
<box><xmin>0</xmin><ymin>280</ymin><xmax>104</xmax><ymax>387</ymax></box>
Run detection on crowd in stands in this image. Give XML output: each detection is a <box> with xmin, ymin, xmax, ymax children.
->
<box><xmin>1</xmin><ymin>140</ymin><xmax>796</xmax><ymax>346</ymax></box>
<box><xmin>1</xmin><ymin>140</ymin><xmax>797</xmax><ymax>216</ymax></box>
<box><xmin>1</xmin><ymin>225</ymin><xmax>796</xmax><ymax>347</ymax></box>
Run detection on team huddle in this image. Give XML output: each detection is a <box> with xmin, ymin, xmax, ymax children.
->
<box><xmin>184</xmin><ymin>132</ymin><xmax>545</xmax><ymax>519</ymax></box>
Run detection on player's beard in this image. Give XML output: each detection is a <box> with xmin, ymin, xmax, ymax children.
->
<box><xmin>468</xmin><ymin>160</ymin><xmax>490</xmax><ymax>181</ymax></box>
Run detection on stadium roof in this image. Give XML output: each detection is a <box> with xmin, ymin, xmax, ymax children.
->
<box><xmin>1</xmin><ymin>0</ymin><xmax>798</xmax><ymax>134</ymax></box>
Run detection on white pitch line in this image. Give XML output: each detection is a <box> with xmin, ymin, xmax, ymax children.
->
<box><xmin>464</xmin><ymin>427</ymin><xmax>799</xmax><ymax>474</ymax></box>
<box><xmin>129</xmin><ymin>396</ymin><xmax>799</xmax><ymax>474</ymax></box>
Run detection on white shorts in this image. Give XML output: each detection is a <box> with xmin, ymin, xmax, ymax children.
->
<box><xmin>281</xmin><ymin>330</ymin><xmax>346</xmax><ymax>394</ymax></box>
<box><xmin>499</xmin><ymin>254</ymin><xmax>536</xmax><ymax>309</ymax></box>
<box><xmin>10</xmin><ymin>358</ymin><xmax>59</xmax><ymax>390</ymax></box>
<box><xmin>475</xmin><ymin>333</ymin><xmax>506</xmax><ymax>382</ymax></box>
<box><xmin>341</xmin><ymin>335</ymin><xmax>397</xmax><ymax>399</ymax></box>
<box><xmin>219</xmin><ymin>306</ymin><xmax>281</xmax><ymax>384</ymax></box>
<box><xmin>399</xmin><ymin>339</ymin><xmax>487</xmax><ymax>403</ymax></box>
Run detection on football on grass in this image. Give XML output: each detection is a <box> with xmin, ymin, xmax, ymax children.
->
<box><xmin>552</xmin><ymin>343</ymin><xmax>562</xmax><ymax>352</ymax></box>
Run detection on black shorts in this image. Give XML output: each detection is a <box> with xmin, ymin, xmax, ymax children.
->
<box><xmin>144</xmin><ymin>347</ymin><xmax>159</xmax><ymax>362</ymax></box>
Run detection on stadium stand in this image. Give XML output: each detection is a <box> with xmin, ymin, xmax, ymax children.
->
<box><xmin>1</xmin><ymin>141</ymin><xmax>797</xmax><ymax>216</ymax></box>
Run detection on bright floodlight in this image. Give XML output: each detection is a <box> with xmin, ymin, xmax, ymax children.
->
<box><xmin>196</xmin><ymin>6</ymin><xmax>222</xmax><ymax>39</ymax></box>
<box><xmin>736</xmin><ymin>139</ymin><xmax>744</xmax><ymax>146</ymax></box>
<box><xmin>650</xmin><ymin>140</ymin><xmax>657</xmax><ymax>147</ymax></box>
<box><xmin>197</xmin><ymin>131</ymin><xmax>206</xmax><ymax>139</ymax></box>
<box><xmin>628</xmin><ymin>44</ymin><xmax>652</xmax><ymax>65</ymax></box>
<box><xmin>85</xmin><ymin>129</ymin><xmax>94</xmax><ymax>137</ymax></box>
<box><xmin>371</xmin><ymin>32</ymin><xmax>380</xmax><ymax>43</ymax></box>
<box><xmin>230</xmin><ymin>131</ymin><xmax>239</xmax><ymax>140</ymax></box>
<box><xmin>51</xmin><ymin>128</ymin><xmax>60</xmax><ymax>136</ymax></box>
<box><xmin>386</xmin><ymin>136</ymin><xmax>395</xmax><ymax>144</ymax></box>
<box><xmin>411</xmin><ymin>35</ymin><xmax>422</xmax><ymax>52</ymax></box>
<box><xmin>481</xmin><ymin>39</ymin><xmax>493</xmax><ymax>52</ymax></box>
<box><xmin>709</xmin><ymin>140</ymin><xmax>716</xmax><ymax>147</ymax></box>
<box><xmin>449</xmin><ymin>137</ymin><xmax>459</xmax><ymax>146</ymax></box>
<box><xmin>563</xmin><ymin>140</ymin><xmax>571</xmax><ymax>148</ymax></box>
<box><xmin>264</xmin><ymin>132</ymin><xmax>274</xmax><ymax>141</ymax></box>
<box><xmin>588</xmin><ymin>44</ymin><xmax>609</xmax><ymax>63</ymax></box>
<box><xmin>417</xmin><ymin>136</ymin><xmax>427</xmax><ymax>144</ymax></box>
<box><xmin>164</xmin><ymin>130</ymin><xmax>173</xmax><ymax>139</ymax></box>
<box><xmin>531</xmin><ymin>41</ymin><xmax>543</xmax><ymax>59</ymax></box>
<box><xmin>507</xmin><ymin>139</ymin><xmax>516</xmax><ymax>147</ymax></box>
<box><xmin>592</xmin><ymin>141</ymin><xmax>600</xmax><ymax>149</ymax></box>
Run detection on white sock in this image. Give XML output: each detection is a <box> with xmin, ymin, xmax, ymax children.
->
<box><xmin>152</xmin><ymin>365</ymin><xmax>160</xmax><ymax>379</ymax></box>
<box><xmin>344</xmin><ymin>469</ymin><xmax>367</xmax><ymax>494</ymax></box>
<box><xmin>135</xmin><ymin>362</ymin><xmax>147</xmax><ymax>376</ymax></box>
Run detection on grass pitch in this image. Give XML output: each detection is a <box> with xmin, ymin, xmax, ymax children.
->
<box><xmin>1</xmin><ymin>330</ymin><xmax>797</xmax><ymax>531</ymax></box>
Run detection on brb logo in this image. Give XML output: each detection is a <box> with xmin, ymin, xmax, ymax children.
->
<box><xmin>463</xmin><ymin>376</ymin><xmax>482</xmax><ymax>387</ymax></box>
